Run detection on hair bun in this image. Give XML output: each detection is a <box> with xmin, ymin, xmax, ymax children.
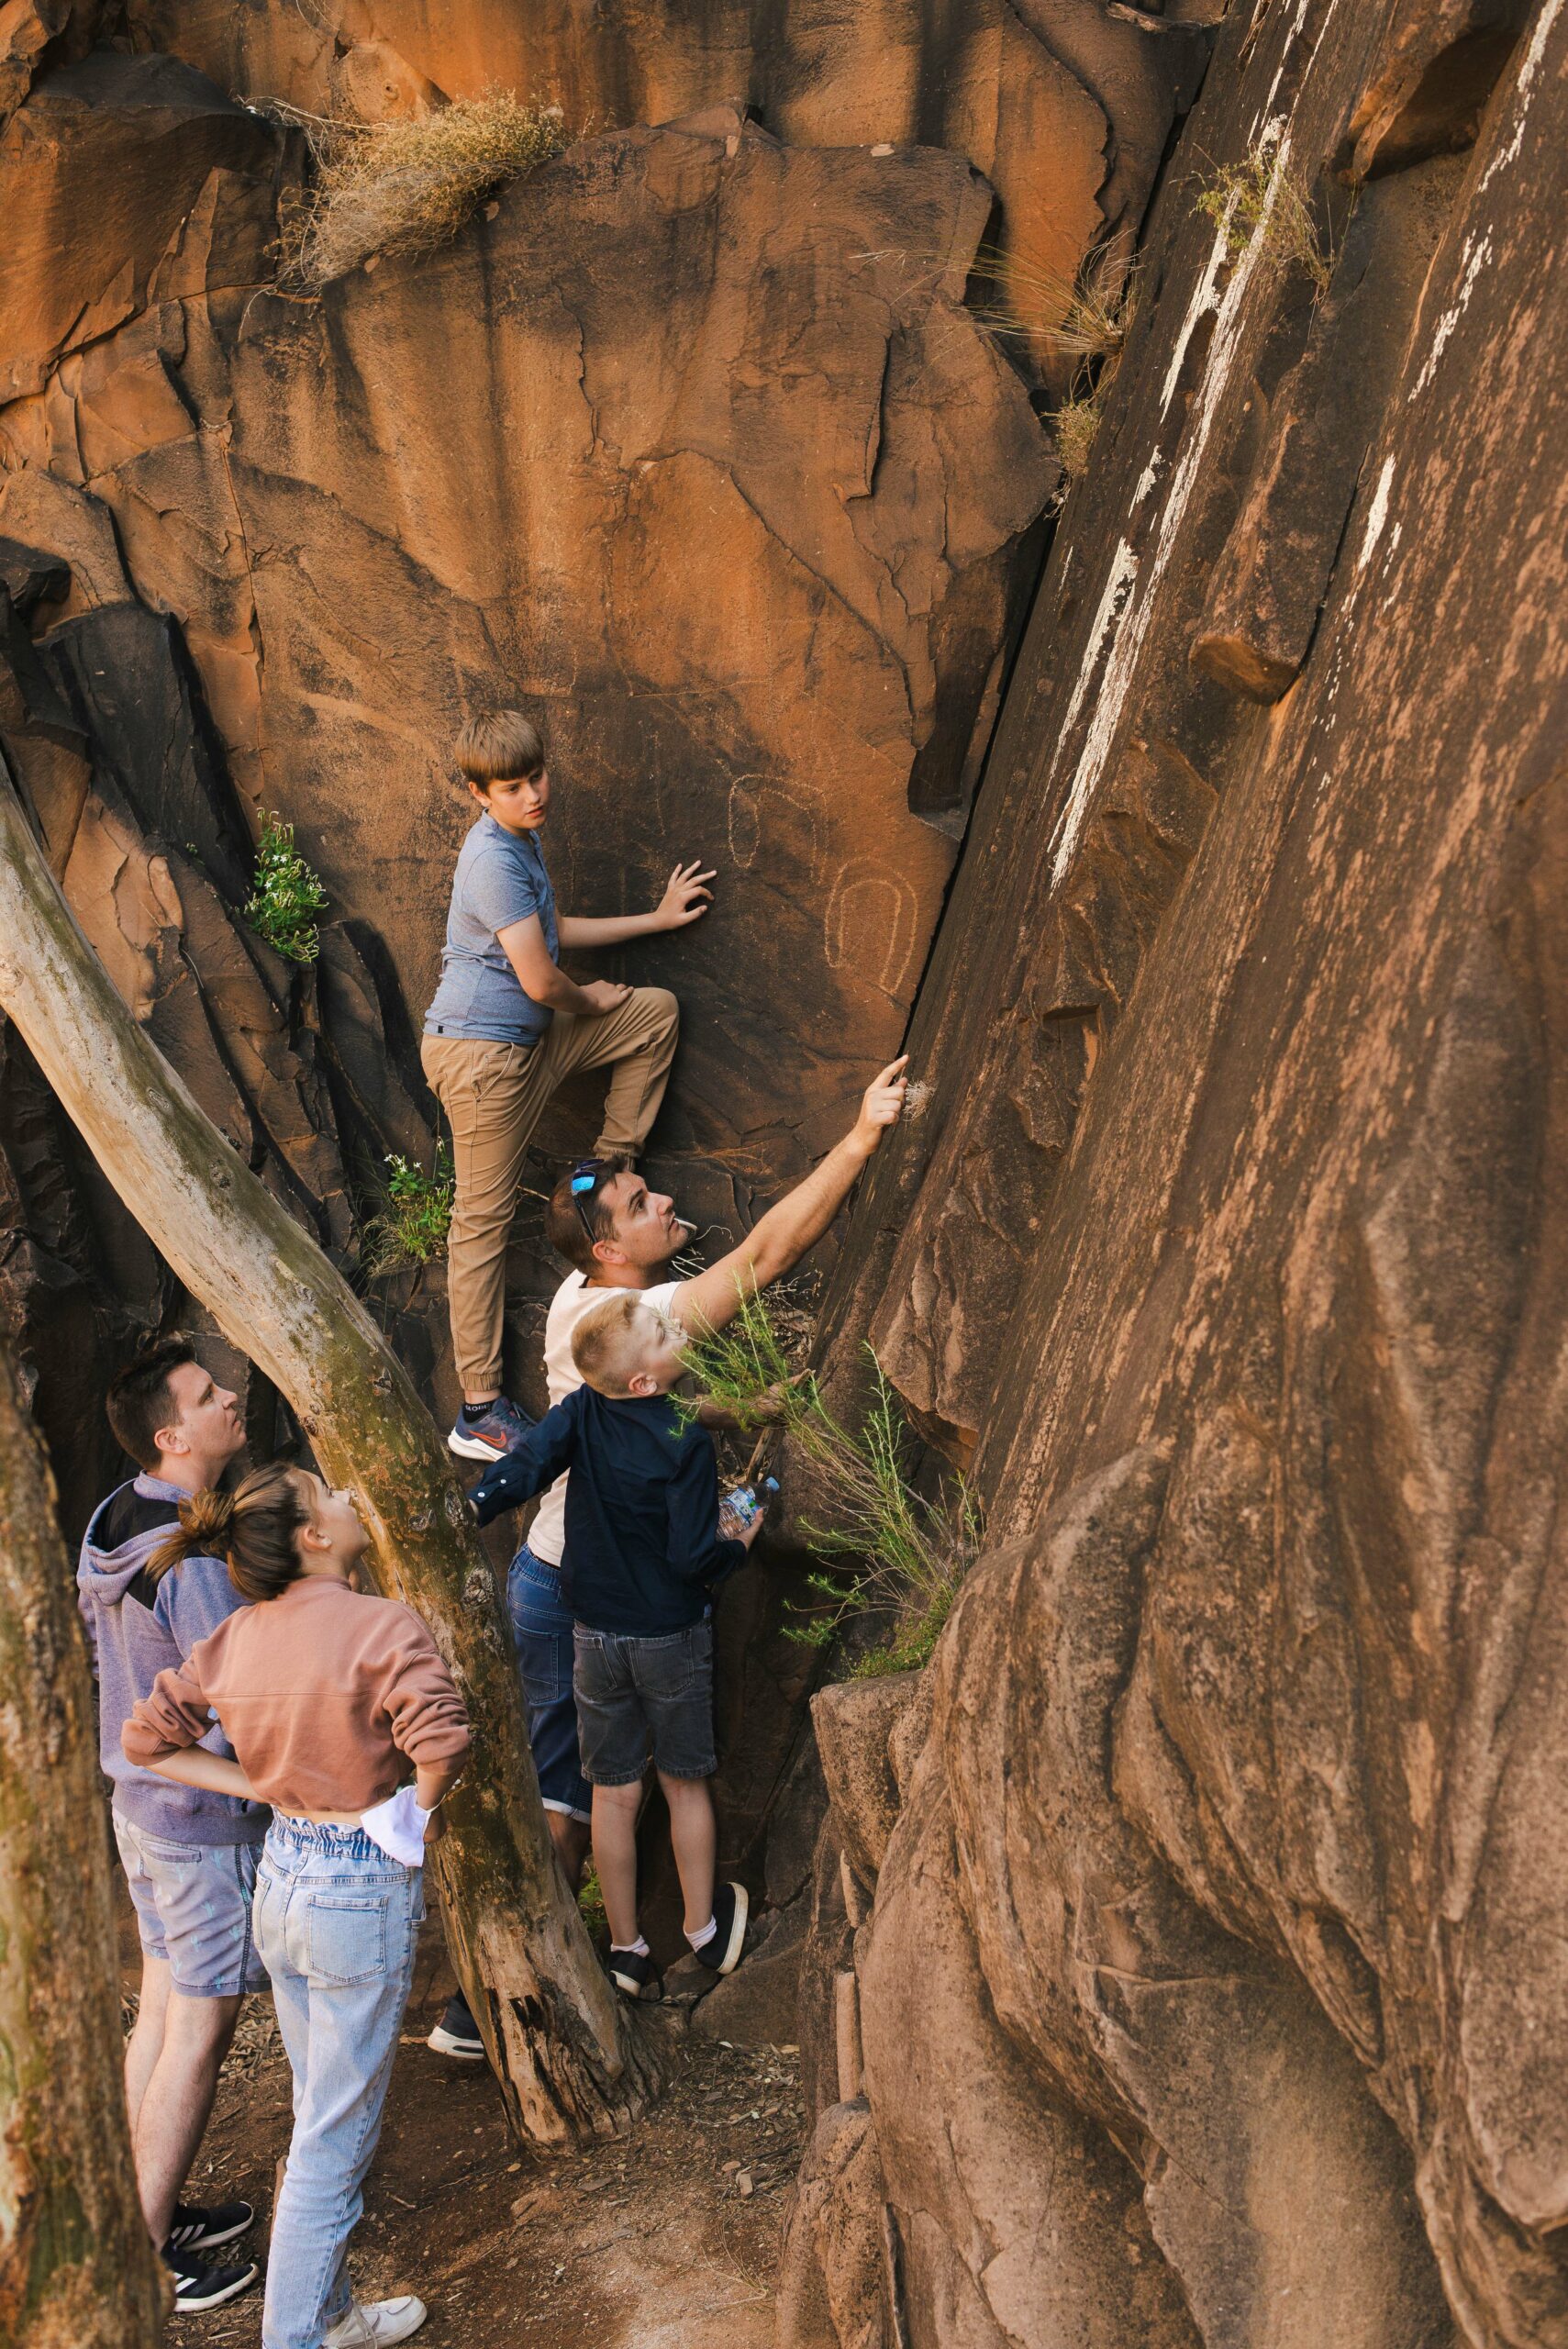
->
<box><xmin>181</xmin><ymin>1486</ymin><xmax>237</xmax><ymax>1548</ymax></box>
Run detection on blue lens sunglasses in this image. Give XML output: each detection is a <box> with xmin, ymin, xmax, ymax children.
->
<box><xmin>568</xmin><ymin>1158</ymin><xmax>610</xmax><ymax>1250</ymax></box>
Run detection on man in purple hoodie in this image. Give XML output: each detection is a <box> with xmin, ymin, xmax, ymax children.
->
<box><xmin>78</xmin><ymin>1339</ymin><xmax>267</xmax><ymax>2317</ymax></box>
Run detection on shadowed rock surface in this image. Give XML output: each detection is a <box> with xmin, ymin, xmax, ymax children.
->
<box><xmin>786</xmin><ymin>2</ymin><xmax>1568</xmax><ymax>2343</ymax></box>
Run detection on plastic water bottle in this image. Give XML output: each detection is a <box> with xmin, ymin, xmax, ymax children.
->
<box><xmin>720</xmin><ymin>1475</ymin><xmax>779</xmax><ymax>1532</ymax></box>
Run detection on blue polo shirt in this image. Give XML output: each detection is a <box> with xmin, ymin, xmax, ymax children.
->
<box><xmin>424</xmin><ymin>814</ymin><xmax>559</xmax><ymax>1045</ymax></box>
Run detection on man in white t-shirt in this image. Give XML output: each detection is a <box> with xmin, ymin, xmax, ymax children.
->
<box><xmin>428</xmin><ymin>1055</ymin><xmax>908</xmax><ymax>2055</ymax></box>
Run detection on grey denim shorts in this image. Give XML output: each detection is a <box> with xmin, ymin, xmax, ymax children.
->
<box><xmin>114</xmin><ymin>1810</ymin><xmax>269</xmax><ymax>1997</ymax></box>
<box><xmin>573</xmin><ymin>1619</ymin><xmax>717</xmax><ymax>1785</ymax></box>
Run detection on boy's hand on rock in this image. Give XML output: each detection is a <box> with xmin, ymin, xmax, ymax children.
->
<box><xmin>656</xmin><ymin>859</ymin><xmax>717</xmax><ymax>930</ymax></box>
<box><xmin>851</xmin><ymin>1055</ymin><xmax>909</xmax><ymax>1154</ymax></box>
<box><xmin>581</xmin><ymin>979</ymin><xmax>633</xmax><ymax>1014</ymax></box>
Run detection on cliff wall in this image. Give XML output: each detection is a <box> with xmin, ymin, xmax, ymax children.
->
<box><xmin>784</xmin><ymin>4</ymin><xmax>1568</xmax><ymax>2345</ymax></box>
<box><xmin>1</xmin><ymin>6</ymin><xmax>1152</xmax><ymax>1499</ymax></box>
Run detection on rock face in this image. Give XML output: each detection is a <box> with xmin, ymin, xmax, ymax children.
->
<box><xmin>0</xmin><ymin>58</ymin><xmax>1051</xmax><ymax>1205</ymax></box>
<box><xmin>787</xmin><ymin>3</ymin><xmax>1568</xmax><ymax>2345</ymax></box>
<box><xmin>107</xmin><ymin>0</ymin><xmax>1207</xmax><ymax>370</ymax></box>
<box><xmin>0</xmin><ymin>26</ymin><xmax>1095</xmax><ymax>1515</ymax></box>
<box><xmin>0</xmin><ymin>0</ymin><xmax>1165</xmax><ymax>1934</ymax></box>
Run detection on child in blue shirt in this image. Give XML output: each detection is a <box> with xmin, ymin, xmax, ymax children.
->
<box><xmin>421</xmin><ymin>708</ymin><xmax>714</xmax><ymax>1467</ymax></box>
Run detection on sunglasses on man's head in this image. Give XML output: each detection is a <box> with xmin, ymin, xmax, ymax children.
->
<box><xmin>568</xmin><ymin>1159</ymin><xmax>610</xmax><ymax>1248</ymax></box>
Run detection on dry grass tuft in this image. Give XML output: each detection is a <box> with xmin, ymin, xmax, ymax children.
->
<box><xmin>271</xmin><ymin>91</ymin><xmax>570</xmax><ymax>290</ymax></box>
<box><xmin>972</xmin><ymin>238</ymin><xmax>1138</xmax><ymax>501</ymax></box>
<box><xmin>1051</xmin><ymin>393</ymin><xmax>1104</xmax><ymax>482</ymax></box>
<box><xmin>973</xmin><ymin>238</ymin><xmax>1139</xmax><ymax>368</ymax></box>
<box><xmin>1196</xmin><ymin>149</ymin><xmax>1333</xmax><ymax>295</ymax></box>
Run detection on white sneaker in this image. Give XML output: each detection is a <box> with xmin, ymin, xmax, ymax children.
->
<box><xmin>321</xmin><ymin>2297</ymin><xmax>428</xmax><ymax>2347</ymax></box>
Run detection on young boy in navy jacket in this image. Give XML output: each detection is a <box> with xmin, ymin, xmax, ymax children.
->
<box><xmin>471</xmin><ymin>1294</ymin><xmax>762</xmax><ymax>1996</ymax></box>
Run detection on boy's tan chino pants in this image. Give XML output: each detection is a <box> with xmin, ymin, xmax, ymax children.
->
<box><xmin>421</xmin><ymin>985</ymin><xmax>680</xmax><ymax>1395</ymax></box>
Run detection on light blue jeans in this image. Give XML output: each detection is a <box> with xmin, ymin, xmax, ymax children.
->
<box><xmin>252</xmin><ymin>1818</ymin><xmax>424</xmax><ymax>2349</ymax></box>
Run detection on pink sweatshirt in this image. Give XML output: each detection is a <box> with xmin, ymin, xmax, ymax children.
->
<box><xmin>123</xmin><ymin>1575</ymin><xmax>470</xmax><ymax>1816</ymax></box>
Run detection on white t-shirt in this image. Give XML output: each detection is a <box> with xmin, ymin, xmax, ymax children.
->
<box><xmin>526</xmin><ymin>1270</ymin><xmax>683</xmax><ymax>1565</ymax></box>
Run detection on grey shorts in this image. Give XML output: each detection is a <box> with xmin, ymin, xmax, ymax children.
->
<box><xmin>114</xmin><ymin>1811</ymin><xmax>268</xmax><ymax>1998</ymax></box>
<box><xmin>573</xmin><ymin>1620</ymin><xmax>717</xmax><ymax>1786</ymax></box>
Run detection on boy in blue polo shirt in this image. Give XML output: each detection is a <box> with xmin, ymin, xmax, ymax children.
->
<box><xmin>421</xmin><ymin>709</ymin><xmax>715</xmax><ymax>1464</ymax></box>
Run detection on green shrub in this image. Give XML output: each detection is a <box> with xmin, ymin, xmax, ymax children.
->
<box><xmin>244</xmin><ymin>811</ymin><xmax>328</xmax><ymax>963</ymax></box>
<box><xmin>272</xmin><ymin>91</ymin><xmax>570</xmax><ymax>290</ymax></box>
<box><xmin>361</xmin><ymin>1144</ymin><xmax>454</xmax><ymax>1275</ymax></box>
<box><xmin>675</xmin><ymin>1287</ymin><xmax>981</xmax><ymax>1676</ymax></box>
<box><xmin>1196</xmin><ymin>149</ymin><xmax>1333</xmax><ymax>294</ymax></box>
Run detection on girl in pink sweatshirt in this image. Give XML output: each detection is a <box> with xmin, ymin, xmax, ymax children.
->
<box><xmin>125</xmin><ymin>1462</ymin><xmax>470</xmax><ymax>2349</ymax></box>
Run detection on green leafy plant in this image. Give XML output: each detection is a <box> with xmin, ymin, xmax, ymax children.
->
<box><xmin>675</xmin><ymin>1286</ymin><xmax>981</xmax><ymax>1676</ymax></box>
<box><xmin>361</xmin><ymin>1143</ymin><xmax>455</xmax><ymax>1275</ymax></box>
<box><xmin>271</xmin><ymin>90</ymin><xmax>571</xmax><ymax>290</ymax></box>
<box><xmin>577</xmin><ymin>1865</ymin><xmax>608</xmax><ymax>1942</ymax></box>
<box><xmin>244</xmin><ymin>811</ymin><xmax>328</xmax><ymax>963</ymax></box>
<box><xmin>1196</xmin><ymin>148</ymin><xmax>1333</xmax><ymax>294</ymax></box>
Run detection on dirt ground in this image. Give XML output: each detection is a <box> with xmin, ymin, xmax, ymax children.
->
<box><xmin>130</xmin><ymin>1906</ymin><xmax>804</xmax><ymax>2349</ymax></box>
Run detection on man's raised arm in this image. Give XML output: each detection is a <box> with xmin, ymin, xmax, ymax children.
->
<box><xmin>671</xmin><ymin>1057</ymin><xmax>908</xmax><ymax>1336</ymax></box>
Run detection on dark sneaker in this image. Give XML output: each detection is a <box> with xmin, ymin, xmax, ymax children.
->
<box><xmin>426</xmin><ymin>1989</ymin><xmax>485</xmax><ymax>2060</ymax></box>
<box><xmin>167</xmin><ymin>2199</ymin><xmax>254</xmax><ymax>2254</ymax></box>
<box><xmin>695</xmin><ymin>1881</ymin><xmax>750</xmax><ymax>1976</ymax></box>
<box><xmin>448</xmin><ymin>1394</ymin><xmax>533</xmax><ymax>1463</ymax></box>
<box><xmin>161</xmin><ymin>2247</ymin><xmax>261</xmax><ymax>2312</ymax></box>
<box><xmin>608</xmin><ymin>1948</ymin><xmax>662</xmax><ymax>2000</ymax></box>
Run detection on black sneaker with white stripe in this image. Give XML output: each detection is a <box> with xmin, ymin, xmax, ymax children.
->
<box><xmin>166</xmin><ymin>2199</ymin><xmax>254</xmax><ymax>2254</ymax></box>
<box><xmin>694</xmin><ymin>1881</ymin><xmax>749</xmax><ymax>1975</ymax></box>
<box><xmin>161</xmin><ymin>2245</ymin><xmax>261</xmax><ymax>2312</ymax></box>
<box><xmin>426</xmin><ymin>1989</ymin><xmax>485</xmax><ymax>2060</ymax></box>
<box><xmin>607</xmin><ymin>1947</ymin><xmax>662</xmax><ymax>1999</ymax></box>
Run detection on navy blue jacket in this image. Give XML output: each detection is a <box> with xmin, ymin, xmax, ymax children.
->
<box><xmin>471</xmin><ymin>1387</ymin><xmax>745</xmax><ymax>1635</ymax></box>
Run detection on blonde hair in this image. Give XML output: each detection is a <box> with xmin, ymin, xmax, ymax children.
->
<box><xmin>454</xmin><ymin>708</ymin><xmax>545</xmax><ymax>785</ymax></box>
<box><xmin>571</xmin><ymin>1294</ymin><xmax>673</xmax><ymax>1397</ymax></box>
<box><xmin>148</xmin><ymin>1461</ymin><xmax>312</xmax><ymax>1602</ymax></box>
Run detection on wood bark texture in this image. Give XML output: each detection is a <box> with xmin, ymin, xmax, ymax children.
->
<box><xmin>0</xmin><ymin>771</ymin><xmax>664</xmax><ymax>2143</ymax></box>
<box><xmin>0</xmin><ymin>1335</ymin><xmax>166</xmax><ymax>2346</ymax></box>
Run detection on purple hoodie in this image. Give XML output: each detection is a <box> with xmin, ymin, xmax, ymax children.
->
<box><xmin>77</xmin><ymin>1473</ymin><xmax>269</xmax><ymax>1846</ymax></box>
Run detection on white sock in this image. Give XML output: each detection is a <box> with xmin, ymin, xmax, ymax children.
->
<box><xmin>686</xmin><ymin>1915</ymin><xmax>717</xmax><ymax>1953</ymax></box>
<box><xmin>611</xmin><ymin>1935</ymin><xmax>650</xmax><ymax>1958</ymax></box>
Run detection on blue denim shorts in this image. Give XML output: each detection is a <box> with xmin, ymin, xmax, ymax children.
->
<box><xmin>114</xmin><ymin>1809</ymin><xmax>268</xmax><ymax>1997</ymax></box>
<box><xmin>507</xmin><ymin>1543</ymin><xmax>592</xmax><ymax>1822</ymax></box>
<box><xmin>573</xmin><ymin>1619</ymin><xmax>717</xmax><ymax>1785</ymax></box>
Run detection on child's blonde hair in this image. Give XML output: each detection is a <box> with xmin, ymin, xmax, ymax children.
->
<box><xmin>572</xmin><ymin>1294</ymin><xmax>673</xmax><ymax>1397</ymax></box>
<box><xmin>454</xmin><ymin>709</ymin><xmax>545</xmax><ymax>785</ymax></box>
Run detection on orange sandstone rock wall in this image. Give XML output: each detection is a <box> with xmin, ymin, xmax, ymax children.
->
<box><xmin>784</xmin><ymin>4</ymin><xmax>1568</xmax><ymax>2346</ymax></box>
<box><xmin>110</xmin><ymin>0</ymin><xmax>1207</xmax><ymax>370</ymax></box>
<box><xmin>3</xmin><ymin>6</ymin><xmax>1143</xmax><ymax>1484</ymax></box>
<box><xmin>0</xmin><ymin>0</ymin><xmax>1209</xmax><ymax>1489</ymax></box>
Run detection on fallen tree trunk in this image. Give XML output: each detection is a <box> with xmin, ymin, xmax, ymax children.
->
<box><xmin>0</xmin><ymin>1338</ymin><xmax>167</xmax><ymax>2346</ymax></box>
<box><xmin>0</xmin><ymin>770</ymin><xmax>662</xmax><ymax>2143</ymax></box>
